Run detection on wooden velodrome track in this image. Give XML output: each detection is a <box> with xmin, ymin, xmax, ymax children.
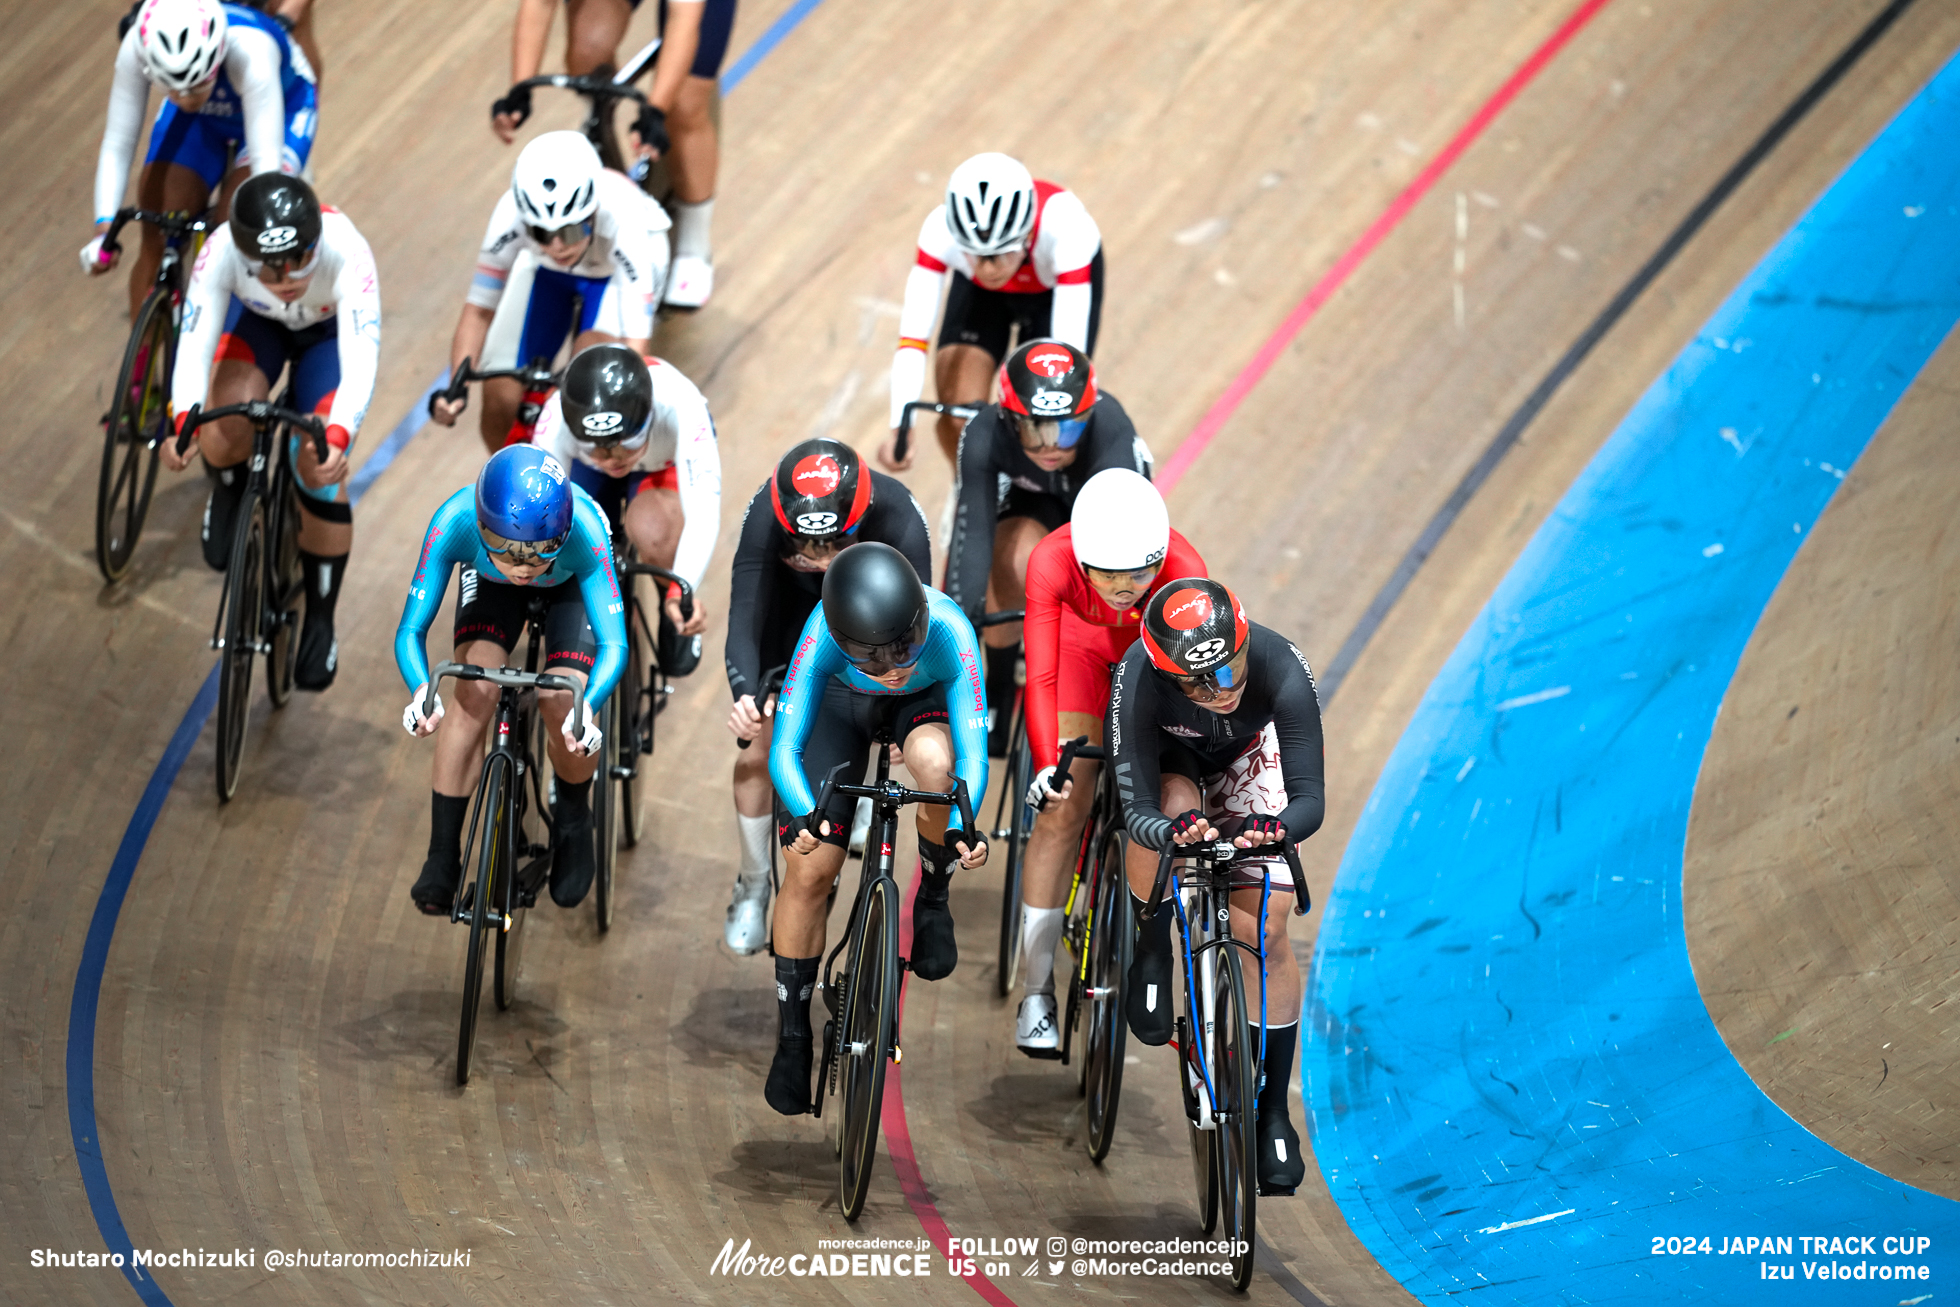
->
<box><xmin>3</xmin><ymin>0</ymin><xmax>1956</xmax><ymax>1303</ymax></box>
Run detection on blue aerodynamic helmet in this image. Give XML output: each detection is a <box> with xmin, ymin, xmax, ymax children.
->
<box><xmin>476</xmin><ymin>445</ymin><xmax>574</xmax><ymax>564</ymax></box>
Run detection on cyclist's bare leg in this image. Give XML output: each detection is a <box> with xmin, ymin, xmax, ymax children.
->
<box><xmin>1125</xmin><ymin>772</ymin><xmax>1202</xmax><ymax>899</ymax></box>
<box><xmin>773</xmin><ymin>839</ymin><xmax>847</xmax><ymax>957</ymax></box>
<box><xmin>562</xmin><ymin>0</ymin><xmax>632</xmax><ymax>73</ymax></box>
<box><xmin>128</xmin><ymin>161</ymin><xmax>208</xmax><ymax>320</ymax></box>
<box><xmin>931</xmin><ymin>343</ymin><xmax>994</xmax><ymax>463</ymax></box>
<box><xmin>194</xmin><ymin>357</ymin><xmax>269</xmax><ymax>470</ymax></box>
<box><xmin>433</xmin><ymin>638</ymin><xmax>513</xmax><ymax>797</ymax></box>
<box><xmin>982</xmin><ymin>515</ymin><xmax>1044</xmax><ymax>650</ymax></box>
<box><xmin>1021</xmin><ymin>712</ymin><xmax>1101</xmax><ymax>910</ymax></box>
<box><xmin>732</xmin><ymin>710</ymin><xmax>774</xmax><ymax>818</ymax></box>
<box><xmin>1230</xmin><ymin>884</ymin><xmax>1300</xmax><ymax>1023</ymax></box>
<box><xmin>536</xmin><ymin>668</ymin><xmax>598</xmax><ymax>785</ymax></box>
<box><xmin>625</xmin><ymin>487</ymin><xmax>710</xmax><ymax>634</ymax></box>
<box><xmin>478</xmin><ymin>376</ymin><xmax>523</xmax><ymax>453</ymax></box>
<box><xmin>666</xmin><ymin>75</ymin><xmax>719</xmax><ymax>204</ymax></box>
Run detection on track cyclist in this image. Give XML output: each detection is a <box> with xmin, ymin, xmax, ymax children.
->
<box><xmin>86</xmin><ymin>0</ymin><xmax>319</xmax><ymax>318</ymax></box>
<box><xmin>532</xmin><ymin>342</ymin><xmax>720</xmax><ymax>665</ymax></box>
<box><xmin>722</xmin><ymin>441</ymin><xmax>932</xmax><ymax>954</ymax></box>
<box><xmin>1108</xmin><ymin>578</ymin><xmax>1325</xmax><ymax>1196</ymax></box>
<box><xmin>1012</xmin><ymin>469</ymin><xmax>1205</xmax><ymax>1055</ymax></box>
<box><xmin>492</xmin><ymin>0</ymin><xmax>734</xmax><ymax>309</ymax></box>
<box><xmin>762</xmin><ymin>544</ymin><xmax>989</xmax><ymax>1115</ymax></box>
<box><xmin>396</xmin><ymin>446</ymin><xmax>628</xmax><ymax>917</ymax></box>
<box><xmin>160</xmin><ymin>173</ymin><xmax>377</xmax><ymax>689</ymax></box>
<box><xmin>944</xmin><ymin>338</ymin><xmax>1150</xmax><ymax>753</ymax></box>
<box><xmin>880</xmin><ymin>152</ymin><xmax>1103</xmax><ymax>471</ymax></box>
<box><xmin>430</xmin><ymin>130</ymin><xmax>672</xmax><ymax>453</ymax></box>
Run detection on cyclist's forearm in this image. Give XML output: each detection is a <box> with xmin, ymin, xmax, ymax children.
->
<box><xmin>450</xmin><ymin>303</ymin><xmax>494</xmax><ymax>374</ymax></box>
<box><xmin>509</xmin><ymin>0</ymin><xmax>555</xmax><ymax>83</ymax></box>
<box><xmin>94</xmin><ymin>48</ymin><xmax>148</xmax><ymax>222</ymax></box>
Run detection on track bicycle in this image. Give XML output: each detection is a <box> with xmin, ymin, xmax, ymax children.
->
<box><xmin>496</xmin><ymin>38</ymin><xmax>669</xmax><ymax>196</ymax></box>
<box><xmin>429</xmin><ymin>355</ymin><xmax>561</xmax><ymax>446</ymax></box>
<box><xmin>176</xmin><ymin>399</ymin><xmax>325</xmax><ymax>803</ymax></box>
<box><xmin>806</xmin><ymin>749</ymin><xmax>975</xmax><ymax>1222</ymax></box>
<box><xmin>1141</xmin><ymin>835</ymin><xmax>1311</xmax><ymax>1291</ymax></box>
<box><xmin>94</xmin><ymin>207</ymin><xmax>211</xmax><ymax>582</ymax></box>
<box><xmin>1043</xmin><ymin>735</ymin><xmax>1132</xmax><ymax>1162</ymax></box>
<box><xmin>894</xmin><ymin>399</ymin><xmax>979</xmax><ymax>465</ymax></box>
<box><xmin>971</xmin><ymin>607</ymin><xmax>1030</xmax><ymax>998</ymax></box>
<box><xmin>420</xmin><ymin>650</ymin><xmax>576</xmax><ymax>1086</ymax></box>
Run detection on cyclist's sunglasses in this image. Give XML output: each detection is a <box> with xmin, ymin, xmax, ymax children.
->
<box><xmin>1170</xmin><ymin>645</ymin><xmax>1250</xmax><ymax>702</ymax></box>
<box><xmin>247</xmin><ymin>245</ymin><xmax>321</xmax><ymax>279</ymax></box>
<box><xmin>1015</xmin><ymin>414</ymin><xmax>1089</xmax><ymax>450</ymax></box>
<box><xmin>582</xmin><ymin>424</ymin><xmax>650</xmax><ymax>452</ymax></box>
<box><xmin>528</xmin><ymin>219</ymin><xmax>594</xmax><ymax>247</ymax></box>
<box><xmin>479</xmin><ymin>523</ymin><xmax>569</xmax><ymax>567</ymax></box>
<box><xmin>838</xmin><ymin>634</ymin><xmax>926</xmax><ymax>675</ymax></box>
<box><xmin>1083</xmin><ymin>562</ymin><xmax>1161</xmax><ymax>587</ymax></box>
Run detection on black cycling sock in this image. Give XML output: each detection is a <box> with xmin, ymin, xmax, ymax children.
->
<box><xmin>555</xmin><ymin>777</ymin><xmax>592</xmax><ymax>815</ymax></box>
<box><xmin>774</xmin><ymin>955</ymin><xmax>820</xmax><ymax>1039</ymax></box>
<box><xmin>299</xmin><ymin>549</ymin><xmax>348</xmax><ymax>625</ymax></box>
<box><xmin>984</xmin><ymin>643</ymin><xmax>1019</xmax><ymax>729</ymax></box>
<box><xmin>1133</xmin><ymin>889</ymin><xmax>1173</xmax><ymax>953</ymax></box>
<box><xmin>1257</xmin><ymin>1021</ymin><xmax>1298</xmax><ymax>1117</ymax></box>
<box><xmin>429</xmin><ymin>792</ymin><xmax>469</xmax><ymax>865</ymax></box>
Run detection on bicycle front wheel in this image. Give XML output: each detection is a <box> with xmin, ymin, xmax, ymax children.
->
<box><xmin>215</xmin><ymin>490</ymin><xmax>266</xmax><ymax>803</ymax></box>
<box><xmin>1083</xmin><ymin>829</ymin><xmax>1133</xmax><ymax>1163</ymax></box>
<box><xmin>593</xmin><ymin>687</ymin><xmax>620</xmax><ymax>932</ymax></box>
<box><xmin>265</xmin><ymin>478</ymin><xmax>302</xmax><ymax>708</ymax></box>
<box><xmin>1214</xmin><ymin>945</ymin><xmax>1258</xmax><ymax>1290</ymax></box>
<box><xmin>618</xmin><ymin>590</ymin><xmax>648</xmax><ymax>848</ymax></box>
<box><xmin>839</xmin><ymin>875</ymin><xmax>899</xmax><ymax>1221</ymax></box>
<box><xmin>994</xmin><ymin>713</ymin><xmax>1031</xmax><ymax>997</ymax></box>
<box><xmin>459</xmin><ymin>757</ymin><xmax>509</xmax><ymax>1085</ymax></box>
<box><xmin>96</xmin><ymin>288</ymin><xmax>170</xmax><ymax>582</ymax></box>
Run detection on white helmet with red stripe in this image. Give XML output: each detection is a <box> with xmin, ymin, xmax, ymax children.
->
<box><xmin>944</xmin><ymin>153</ymin><xmax>1037</xmax><ymax>256</ymax></box>
<box><xmin>136</xmin><ymin>0</ymin><xmax>228</xmax><ymax>93</ymax></box>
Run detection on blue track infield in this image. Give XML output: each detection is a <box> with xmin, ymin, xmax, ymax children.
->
<box><xmin>1304</xmin><ymin>50</ymin><xmax>1960</xmax><ymax>1305</ymax></box>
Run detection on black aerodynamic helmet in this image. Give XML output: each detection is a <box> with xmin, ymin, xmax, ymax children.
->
<box><xmin>771</xmin><ymin>438</ymin><xmax>871</xmax><ymax>540</ymax></box>
<box><xmin>560</xmin><ymin>344</ymin><xmax>653</xmax><ymax>445</ymax></box>
<box><xmin>1140</xmin><ymin>578</ymin><xmax>1250</xmax><ymax>684</ymax></box>
<box><xmin>822</xmin><ymin>541</ymin><xmax>929</xmax><ymax>670</ymax></box>
<box><xmin>229</xmin><ymin>172</ymin><xmax>322</xmax><ymax>264</ymax></box>
<box><xmin>998</xmin><ymin>338</ymin><xmax>1099</xmax><ymax>422</ymax></box>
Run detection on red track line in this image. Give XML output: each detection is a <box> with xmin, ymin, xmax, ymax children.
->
<box><xmin>1156</xmin><ymin>0</ymin><xmax>1618</xmax><ymax>492</ymax></box>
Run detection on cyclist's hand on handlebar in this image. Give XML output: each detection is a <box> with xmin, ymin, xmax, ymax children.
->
<box><xmin>949</xmin><ymin>829</ymin><xmax>989</xmax><ymax>869</ymax></box>
<box><xmin>563</xmin><ymin>699</ymin><xmax>603</xmax><ymax>756</ymax></box>
<box><xmin>790</xmin><ymin>814</ymin><xmax>827</xmax><ymax>856</ymax></box>
<box><xmin>81</xmin><ymin>230</ymin><xmax>117</xmax><ymax>275</ymax></box>
<box><xmin>664</xmin><ymin>592</ymin><xmax>707</xmax><ymax>637</ymax></box>
<box><xmin>403</xmin><ymin>685</ymin><xmax>444</xmax><ymax>737</ymax></box>
<box><xmin>298</xmin><ymin>425</ymin><xmax>351</xmax><ymax>489</ymax></box>
<box><xmin>429</xmin><ymin>394</ymin><xmax>467</xmax><ymax>427</ymax></box>
<box><xmin>876</xmin><ymin>429</ymin><xmax>913</xmax><ymax>473</ymax></box>
<box><xmin>490</xmin><ymin>86</ymin><xmax>531</xmax><ymax>142</ymax></box>
<box><xmin>1169</xmin><ymin>809</ymin><xmax>1216</xmax><ymax>846</ymax></box>
<box><xmin>159</xmin><ymin>412</ymin><xmax>199</xmax><ymax>471</ymax></box>
<box><xmin>1026</xmin><ymin>765</ymin><xmax>1072</xmax><ymax>812</ymax></box>
<box><xmin>728</xmin><ymin>694</ymin><xmax>767</xmax><ymax>741</ymax></box>
<box><xmin>1234</xmin><ymin>814</ymin><xmax>1286</xmax><ymax>849</ymax></box>
<box><xmin>631</xmin><ymin>104</ymin><xmax>669</xmax><ymax>159</ymax></box>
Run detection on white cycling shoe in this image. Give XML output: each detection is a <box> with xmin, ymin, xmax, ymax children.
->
<box><xmin>663</xmin><ymin>255</ymin><xmax>714</xmax><ymax>309</ymax></box>
<box><xmin>1016</xmin><ymin>993</ymin><xmax>1062</xmax><ymax>1059</ymax></box>
<box><xmin>724</xmin><ymin>873</ymin><xmax>771</xmax><ymax>955</ymax></box>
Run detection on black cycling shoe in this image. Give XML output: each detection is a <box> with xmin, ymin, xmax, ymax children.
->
<box><xmin>200</xmin><ymin>466</ymin><xmax>246</xmax><ymax>572</ymax></box>
<box><xmin>1125</xmin><ymin>945</ymin><xmax>1175</xmax><ymax>1045</ymax></box>
<box><xmin>1258</xmin><ymin>1112</ymin><xmax>1306</xmax><ymax>1195</ymax></box>
<box><xmin>656</xmin><ymin>605</ymin><xmax>703</xmax><ymax>677</ymax></box>
<box><xmin>986</xmin><ymin>712</ymin><xmax>1011</xmax><ymax>759</ymax></box>
<box><xmin>411</xmin><ymin>854</ymin><xmax>462</xmax><ymax>916</ymax></box>
<box><xmin>549</xmin><ymin>800</ymin><xmax>595</xmax><ymax>907</ymax></box>
<box><xmin>294</xmin><ymin>617</ymin><xmax>338</xmax><ymax>691</ymax></box>
<box><xmin>910</xmin><ymin>892</ymin><xmax>958</xmax><ymax>981</ymax></box>
<box><xmin>764</xmin><ymin>1035</ymin><xmax>813</xmax><ymax>1115</ymax></box>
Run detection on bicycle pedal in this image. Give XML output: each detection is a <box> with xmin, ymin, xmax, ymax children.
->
<box><xmin>1259</xmin><ymin>1184</ymin><xmax>1298</xmax><ymax>1197</ymax></box>
<box><xmin>610</xmin><ymin>762</ymin><xmax>637</xmax><ymax>781</ymax></box>
<box><xmin>890</xmin><ymin>1044</ymin><xmax>902</xmax><ymax>1065</ymax></box>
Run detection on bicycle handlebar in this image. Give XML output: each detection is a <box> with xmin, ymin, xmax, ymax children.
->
<box><xmin>807</xmin><ymin>765</ymin><xmax>977</xmax><ymax>843</ymax></box>
<box><xmin>895</xmin><ymin>400</ymin><xmax>980</xmax><ymax>464</ymax></box>
<box><xmin>429</xmin><ymin>356</ymin><xmax>561</xmax><ymax>419</ymax></box>
<box><xmin>101</xmin><ymin>207</ymin><xmax>208</xmax><ymax>262</ymax></box>
<box><xmin>978</xmin><ymin>608</ymin><xmax>1024</xmax><ymax>628</ymax></box>
<box><xmin>621</xmin><ymin>561</ymin><xmax>695</xmax><ymax>620</ymax></box>
<box><xmin>423</xmin><ymin>660</ymin><xmax>585</xmax><ymax>734</ymax></box>
<box><xmin>1146</xmin><ymin>832</ymin><xmax>1311</xmax><ymax>920</ymax></box>
<box><xmin>1051</xmin><ymin>734</ymin><xmax>1108</xmax><ymax>793</ymax></box>
<box><xmin>505</xmin><ymin>71</ymin><xmax>651</xmax><ymax>110</ymax></box>
<box><xmin>177</xmin><ymin>401</ymin><xmax>327</xmax><ymax>461</ymax></box>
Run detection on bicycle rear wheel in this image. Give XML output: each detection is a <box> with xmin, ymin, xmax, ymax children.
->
<box><xmin>215</xmin><ymin>490</ymin><xmax>265</xmax><ymax>803</ymax></box>
<box><xmin>839</xmin><ymin>876</ymin><xmax>899</xmax><ymax>1221</ymax></box>
<box><xmin>994</xmin><ymin>710</ymin><xmax>1031</xmax><ymax>997</ymax></box>
<box><xmin>618</xmin><ymin>589</ymin><xmax>648</xmax><ymax>848</ymax></box>
<box><xmin>1214</xmin><ymin>946</ymin><xmax>1259</xmax><ymax>1291</ymax></box>
<box><xmin>459</xmin><ymin>758</ymin><xmax>508</xmax><ymax>1085</ymax></box>
<box><xmin>265</xmin><ymin>478</ymin><xmax>302</xmax><ymax>708</ymax></box>
<box><xmin>96</xmin><ymin>288</ymin><xmax>169</xmax><ymax>582</ymax></box>
<box><xmin>1083</xmin><ymin>829</ymin><xmax>1133</xmax><ymax>1163</ymax></box>
<box><xmin>593</xmin><ymin>686</ymin><xmax>620</xmax><ymax>932</ymax></box>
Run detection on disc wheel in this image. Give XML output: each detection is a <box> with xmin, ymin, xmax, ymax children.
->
<box><xmin>1083</xmin><ymin>831</ymin><xmax>1133</xmax><ymax>1163</ymax></box>
<box><xmin>95</xmin><ymin>289</ymin><xmax>169</xmax><ymax>582</ymax></box>
<box><xmin>265</xmin><ymin>479</ymin><xmax>302</xmax><ymax>708</ymax></box>
<box><xmin>994</xmin><ymin>711</ymin><xmax>1031</xmax><ymax>997</ymax></box>
<box><xmin>458</xmin><ymin>758</ymin><xmax>507</xmax><ymax>1085</ymax></box>
<box><xmin>1214</xmin><ymin>946</ymin><xmax>1259</xmax><ymax>1291</ymax></box>
<box><xmin>838</xmin><ymin>876</ymin><xmax>899</xmax><ymax>1221</ymax></box>
<box><xmin>214</xmin><ymin>491</ymin><xmax>265</xmax><ymax>804</ymax></box>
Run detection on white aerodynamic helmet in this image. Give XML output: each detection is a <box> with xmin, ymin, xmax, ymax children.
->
<box><xmin>135</xmin><ymin>0</ymin><xmax>228</xmax><ymax>93</ymax></box>
<box><xmin>511</xmin><ymin>131</ymin><xmax>603</xmax><ymax>228</ymax></box>
<box><xmin>1071</xmin><ymin>468</ymin><xmax>1170</xmax><ymax>573</ymax></box>
<box><xmin>944</xmin><ymin>152</ymin><xmax>1038</xmax><ymax>256</ymax></box>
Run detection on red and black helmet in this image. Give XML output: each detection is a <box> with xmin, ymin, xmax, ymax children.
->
<box><xmin>1140</xmin><ymin>578</ymin><xmax>1250</xmax><ymax>679</ymax></box>
<box><xmin>770</xmin><ymin>439</ymin><xmax>872</xmax><ymax>540</ymax></box>
<box><xmin>998</xmin><ymin>338</ymin><xmax>1098</xmax><ymax>421</ymax></box>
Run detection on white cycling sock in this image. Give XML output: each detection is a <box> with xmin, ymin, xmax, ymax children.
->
<box><xmin>736</xmin><ymin>811</ymin><xmax>772</xmax><ymax>884</ymax></box>
<box><xmin>672</xmin><ymin>197</ymin><xmax>715</xmax><ymax>261</ymax></box>
<box><xmin>1020</xmin><ymin>906</ymin><xmax>1065</xmax><ymax>997</ymax></box>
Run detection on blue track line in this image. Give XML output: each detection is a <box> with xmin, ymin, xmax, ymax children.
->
<box><xmin>1305</xmin><ymin>51</ymin><xmax>1960</xmax><ymax>1304</ymax></box>
<box><xmin>64</xmin><ymin>3</ymin><xmax>830</xmax><ymax>1298</ymax></box>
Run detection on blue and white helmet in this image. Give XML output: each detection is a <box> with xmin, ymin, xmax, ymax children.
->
<box><xmin>476</xmin><ymin>445</ymin><xmax>573</xmax><ymax>547</ymax></box>
<box><xmin>510</xmin><ymin>131</ymin><xmax>602</xmax><ymax>228</ymax></box>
